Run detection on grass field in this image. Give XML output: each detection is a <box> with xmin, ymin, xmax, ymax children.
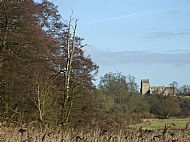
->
<box><xmin>135</xmin><ymin>118</ymin><xmax>190</xmax><ymax>129</ymax></box>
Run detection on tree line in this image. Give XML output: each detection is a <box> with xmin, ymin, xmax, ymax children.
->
<box><xmin>0</xmin><ymin>0</ymin><xmax>99</xmax><ymax>128</ymax></box>
<box><xmin>96</xmin><ymin>72</ymin><xmax>190</xmax><ymax>127</ymax></box>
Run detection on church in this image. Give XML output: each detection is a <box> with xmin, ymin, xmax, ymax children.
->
<box><xmin>140</xmin><ymin>79</ymin><xmax>176</xmax><ymax>96</ymax></box>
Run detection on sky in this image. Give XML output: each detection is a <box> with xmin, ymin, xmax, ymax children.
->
<box><xmin>49</xmin><ymin>0</ymin><xmax>190</xmax><ymax>87</ymax></box>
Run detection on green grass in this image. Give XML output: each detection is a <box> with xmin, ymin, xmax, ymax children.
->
<box><xmin>180</xmin><ymin>96</ymin><xmax>190</xmax><ymax>99</ymax></box>
<box><xmin>135</xmin><ymin>118</ymin><xmax>190</xmax><ymax>129</ymax></box>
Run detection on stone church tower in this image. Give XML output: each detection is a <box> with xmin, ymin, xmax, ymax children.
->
<box><xmin>140</xmin><ymin>79</ymin><xmax>150</xmax><ymax>95</ymax></box>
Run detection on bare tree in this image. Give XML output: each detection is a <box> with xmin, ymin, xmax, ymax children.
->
<box><xmin>61</xmin><ymin>16</ymin><xmax>78</xmax><ymax>125</ymax></box>
<box><xmin>169</xmin><ymin>81</ymin><xmax>178</xmax><ymax>96</ymax></box>
<box><xmin>31</xmin><ymin>72</ymin><xmax>54</xmax><ymax>122</ymax></box>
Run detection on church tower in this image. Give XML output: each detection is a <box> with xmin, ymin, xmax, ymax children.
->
<box><xmin>140</xmin><ymin>79</ymin><xmax>150</xmax><ymax>95</ymax></box>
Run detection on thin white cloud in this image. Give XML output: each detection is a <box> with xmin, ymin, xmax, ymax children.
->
<box><xmin>86</xmin><ymin>8</ymin><xmax>188</xmax><ymax>25</ymax></box>
<box><xmin>145</xmin><ymin>30</ymin><xmax>190</xmax><ymax>38</ymax></box>
<box><xmin>86</xmin><ymin>6</ymin><xmax>190</xmax><ymax>25</ymax></box>
<box><xmin>87</xmin><ymin>12</ymin><xmax>148</xmax><ymax>25</ymax></box>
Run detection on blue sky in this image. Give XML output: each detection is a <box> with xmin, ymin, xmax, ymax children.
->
<box><xmin>50</xmin><ymin>0</ymin><xmax>190</xmax><ymax>87</ymax></box>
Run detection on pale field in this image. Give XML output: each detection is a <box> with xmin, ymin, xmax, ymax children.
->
<box><xmin>135</xmin><ymin>118</ymin><xmax>190</xmax><ymax>129</ymax></box>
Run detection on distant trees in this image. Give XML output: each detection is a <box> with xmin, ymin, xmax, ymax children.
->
<box><xmin>96</xmin><ymin>73</ymin><xmax>149</xmax><ymax>125</ymax></box>
<box><xmin>96</xmin><ymin>72</ymin><xmax>190</xmax><ymax>124</ymax></box>
<box><xmin>98</xmin><ymin>73</ymin><xmax>139</xmax><ymax>102</ymax></box>
<box><xmin>179</xmin><ymin>99</ymin><xmax>190</xmax><ymax>117</ymax></box>
<box><xmin>148</xmin><ymin>96</ymin><xmax>181</xmax><ymax>118</ymax></box>
<box><xmin>127</xmin><ymin>75</ymin><xmax>138</xmax><ymax>94</ymax></box>
<box><xmin>178</xmin><ymin>85</ymin><xmax>190</xmax><ymax>96</ymax></box>
<box><xmin>125</xmin><ymin>94</ymin><xmax>149</xmax><ymax>114</ymax></box>
<box><xmin>98</xmin><ymin>73</ymin><xmax>129</xmax><ymax>105</ymax></box>
<box><xmin>169</xmin><ymin>81</ymin><xmax>178</xmax><ymax>96</ymax></box>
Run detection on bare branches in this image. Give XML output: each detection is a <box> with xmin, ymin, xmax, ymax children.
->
<box><xmin>61</xmin><ymin>16</ymin><xmax>78</xmax><ymax>126</ymax></box>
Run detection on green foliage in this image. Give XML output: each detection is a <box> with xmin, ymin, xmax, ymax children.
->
<box><xmin>98</xmin><ymin>73</ymin><xmax>138</xmax><ymax>105</ymax></box>
<box><xmin>97</xmin><ymin>72</ymin><xmax>150</xmax><ymax>125</ymax></box>
<box><xmin>98</xmin><ymin>73</ymin><xmax>128</xmax><ymax>100</ymax></box>
<box><xmin>125</xmin><ymin>94</ymin><xmax>149</xmax><ymax>113</ymax></box>
<box><xmin>179</xmin><ymin>99</ymin><xmax>190</xmax><ymax>117</ymax></box>
<box><xmin>147</xmin><ymin>95</ymin><xmax>181</xmax><ymax>118</ymax></box>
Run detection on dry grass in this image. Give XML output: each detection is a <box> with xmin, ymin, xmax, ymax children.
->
<box><xmin>1</xmin><ymin>122</ymin><xmax>190</xmax><ymax>142</ymax></box>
